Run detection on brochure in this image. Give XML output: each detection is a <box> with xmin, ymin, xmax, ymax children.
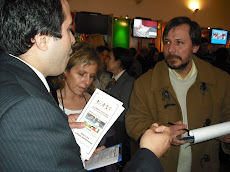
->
<box><xmin>72</xmin><ymin>89</ymin><xmax>125</xmax><ymax>161</ymax></box>
<box><xmin>85</xmin><ymin>144</ymin><xmax>122</xmax><ymax>171</ymax></box>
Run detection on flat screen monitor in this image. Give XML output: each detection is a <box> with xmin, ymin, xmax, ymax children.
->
<box><xmin>211</xmin><ymin>29</ymin><xmax>228</xmax><ymax>45</ymax></box>
<box><xmin>132</xmin><ymin>18</ymin><xmax>158</xmax><ymax>38</ymax></box>
<box><xmin>75</xmin><ymin>12</ymin><xmax>109</xmax><ymax>35</ymax></box>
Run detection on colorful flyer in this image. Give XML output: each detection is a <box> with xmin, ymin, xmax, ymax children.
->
<box><xmin>72</xmin><ymin>89</ymin><xmax>124</xmax><ymax>161</ymax></box>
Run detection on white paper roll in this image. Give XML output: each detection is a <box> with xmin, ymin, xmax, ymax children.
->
<box><xmin>189</xmin><ymin>121</ymin><xmax>230</xmax><ymax>144</ymax></box>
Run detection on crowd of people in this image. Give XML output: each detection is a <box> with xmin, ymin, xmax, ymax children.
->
<box><xmin>0</xmin><ymin>1</ymin><xmax>230</xmax><ymax>172</ymax></box>
<box><xmin>126</xmin><ymin>17</ymin><xmax>230</xmax><ymax>172</ymax></box>
<box><xmin>0</xmin><ymin>1</ymin><xmax>171</xmax><ymax>171</ymax></box>
<box><xmin>195</xmin><ymin>37</ymin><xmax>230</xmax><ymax>74</ymax></box>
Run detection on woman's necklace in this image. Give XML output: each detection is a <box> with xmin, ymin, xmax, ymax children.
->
<box><xmin>60</xmin><ymin>89</ymin><xmax>65</xmax><ymax>112</ymax></box>
<box><xmin>59</xmin><ymin>90</ymin><xmax>88</xmax><ymax>113</ymax></box>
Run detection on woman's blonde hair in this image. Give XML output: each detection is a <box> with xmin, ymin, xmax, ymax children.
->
<box><xmin>48</xmin><ymin>42</ymin><xmax>100</xmax><ymax>90</ymax></box>
<box><xmin>84</xmin><ymin>33</ymin><xmax>105</xmax><ymax>49</ymax></box>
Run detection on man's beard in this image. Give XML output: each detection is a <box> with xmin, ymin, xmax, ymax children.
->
<box><xmin>164</xmin><ymin>54</ymin><xmax>192</xmax><ymax>70</ymax></box>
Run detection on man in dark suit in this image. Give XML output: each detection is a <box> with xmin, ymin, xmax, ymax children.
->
<box><xmin>0</xmin><ymin>0</ymin><xmax>171</xmax><ymax>171</ymax></box>
<box><xmin>105</xmin><ymin>47</ymin><xmax>135</xmax><ymax>169</ymax></box>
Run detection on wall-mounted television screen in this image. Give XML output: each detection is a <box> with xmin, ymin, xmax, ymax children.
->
<box><xmin>211</xmin><ymin>29</ymin><xmax>228</xmax><ymax>45</ymax></box>
<box><xmin>75</xmin><ymin>12</ymin><xmax>109</xmax><ymax>35</ymax></box>
<box><xmin>132</xmin><ymin>18</ymin><xmax>158</xmax><ymax>38</ymax></box>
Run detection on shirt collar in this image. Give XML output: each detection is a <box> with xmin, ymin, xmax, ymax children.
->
<box><xmin>169</xmin><ymin>60</ymin><xmax>197</xmax><ymax>80</ymax></box>
<box><xmin>113</xmin><ymin>70</ymin><xmax>126</xmax><ymax>81</ymax></box>
<box><xmin>9</xmin><ymin>54</ymin><xmax>50</xmax><ymax>92</ymax></box>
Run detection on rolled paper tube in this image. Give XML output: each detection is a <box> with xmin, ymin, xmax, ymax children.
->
<box><xmin>189</xmin><ymin>121</ymin><xmax>230</xmax><ymax>144</ymax></box>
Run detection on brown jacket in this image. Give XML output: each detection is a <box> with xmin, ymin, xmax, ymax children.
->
<box><xmin>126</xmin><ymin>56</ymin><xmax>230</xmax><ymax>172</ymax></box>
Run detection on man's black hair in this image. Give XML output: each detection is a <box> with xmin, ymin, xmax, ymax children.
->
<box><xmin>0</xmin><ymin>0</ymin><xmax>64</xmax><ymax>56</ymax></box>
<box><xmin>163</xmin><ymin>17</ymin><xmax>201</xmax><ymax>46</ymax></box>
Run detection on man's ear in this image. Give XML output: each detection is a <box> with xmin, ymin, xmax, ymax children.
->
<box><xmin>33</xmin><ymin>34</ymin><xmax>50</xmax><ymax>51</ymax></box>
<box><xmin>192</xmin><ymin>45</ymin><xmax>200</xmax><ymax>53</ymax></box>
<box><xmin>117</xmin><ymin>60</ymin><xmax>122</xmax><ymax>67</ymax></box>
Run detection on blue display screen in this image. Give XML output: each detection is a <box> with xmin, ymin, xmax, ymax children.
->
<box><xmin>211</xmin><ymin>29</ymin><xmax>228</xmax><ymax>45</ymax></box>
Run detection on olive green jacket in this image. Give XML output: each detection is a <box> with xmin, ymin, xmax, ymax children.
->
<box><xmin>126</xmin><ymin>56</ymin><xmax>230</xmax><ymax>172</ymax></box>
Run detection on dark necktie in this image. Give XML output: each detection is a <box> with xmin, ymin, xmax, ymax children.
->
<box><xmin>105</xmin><ymin>78</ymin><xmax>116</xmax><ymax>90</ymax></box>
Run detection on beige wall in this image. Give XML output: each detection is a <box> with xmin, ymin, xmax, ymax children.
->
<box><xmin>69</xmin><ymin>0</ymin><xmax>230</xmax><ymax>31</ymax></box>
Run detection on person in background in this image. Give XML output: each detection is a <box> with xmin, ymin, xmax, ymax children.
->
<box><xmin>0</xmin><ymin>0</ymin><xmax>172</xmax><ymax>170</ymax></box>
<box><xmin>126</xmin><ymin>16</ymin><xmax>230</xmax><ymax>172</ymax></box>
<box><xmin>85</xmin><ymin>33</ymin><xmax>106</xmax><ymax>49</ymax></box>
<box><xmin>213</xmin><ymin>47</ymin><xmax>230</xmax><ymax>74</ymax></box>
<box><xmin>158</xmin><ymin>52</ymin><xmax>165</xmax><ymax>61</ymax></box>
<box><xmin>136</xmin><ymin>47</ymin><xmax>149</xmax><ymax>74</ymax></box>
<box><xmin>84</xmin><ymin>34</ymin><xmax>109</xmax><ymax>94</ymax></box>
<box><xmin>145</xmin><ymin>47</ymin><xmax>160</xmax><ymax>70</ymax></box>
<box><xmin>105</xmin><ymin>47</ymin><xmax>135</xmax><ymax>170</ymax></box>
<box><xmin>195</xmin><ymin>37</ymin><xmax>215</xmax><ymax>64</ymax></box>
<box><xmin>128</xmin><ymin>47</ymin><xmax>142</xmax><ymax>79</ymax></box>
<box><xmin>96</xmin><ymin>46</ymin><xmax>110</xmax><ymax>64</ymax></box>
<box><xmin>95</xmin><ymin>46</ymin><xmax>112</xmax><ymax>91</ymax></box>
<box><xmin>148</xmin><ymin>43</ymin><xmax>156</xmax><ymax>50</ymax></box>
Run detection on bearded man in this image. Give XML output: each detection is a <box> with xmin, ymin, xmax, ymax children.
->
<box><xmin>126</xmin><ymin>16</ymin><xmax>230</xmax><ymax>172</ymax></box>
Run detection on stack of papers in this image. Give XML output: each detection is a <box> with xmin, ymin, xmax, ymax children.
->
<box><xmin>85</xmin><ymin>144</ymin><xmax>122</xmax><ymax>171</ymax></box>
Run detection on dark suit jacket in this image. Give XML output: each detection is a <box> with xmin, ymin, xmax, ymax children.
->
<box><xmin>107</xmin><ymin>72</ymin><xmax>135</xmax><ymax>140</ymax></box>
<box><xmin>107</xmin><ymin>72</ymin><xmax>135</xmax><ymax>124</ymax></box>
<box><xmin>0</xmin><ymin>54</ymin><xmax>163</xmax><ymax>172</ymax></box>
<box><xmin>106</xmin><ymin>72</ymin><xmax>135</xmax><ymax>167</ymax></box>
<box><xmin>0</xmin><ymin>54</ymin><xmax>86</xmax><ymax>171</ymax></box>
<box><xmin>123</xmin><ymin>148</ymin><xmax>163</xmax><ymax>172</ymax></box>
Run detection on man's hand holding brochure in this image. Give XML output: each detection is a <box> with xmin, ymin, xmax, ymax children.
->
<box><xmin>72</xmin><ymin>89</ymin><xmax>124</xmax><ymax>162</ymax></box>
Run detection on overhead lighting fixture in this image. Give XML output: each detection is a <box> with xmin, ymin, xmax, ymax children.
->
<box><xmin>193</xmin><ymin>8</ymin><xmax>199</xmax><ymax>14</ymax></box>
<box><xmin>189</xmin><ymin>1</ymin><xmax>200</xmax><ymax>13</ymax></box>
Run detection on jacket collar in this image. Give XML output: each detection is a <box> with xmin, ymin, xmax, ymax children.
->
<box><xmin>193</xmin><ymin>56</ymin><xmax>216</xmax><ymax>85</ymax></box>
<box><xmin>150</xmin><ymin>55</ymin><xmax>216</xmax><ymax>91</ymax></box>
<box><xmin>1</xmin><ymin>53</ymin><xmax>49</xmax><ymax>94</ymax></box>
<box><xmin>9</xmin><ymin>54</ymin><xmax>50</xmax><ymax>92</ymax></box>
<box><xmin>116</xmin><ymin>71</ymin><xmax>129</xmax><ymax>83</ymax></box>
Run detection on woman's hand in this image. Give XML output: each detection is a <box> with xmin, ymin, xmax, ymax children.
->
<box><xmin>68</xmin><ymin>113</ymin><xmax>86</xmax><ymax>129</ymax></box>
